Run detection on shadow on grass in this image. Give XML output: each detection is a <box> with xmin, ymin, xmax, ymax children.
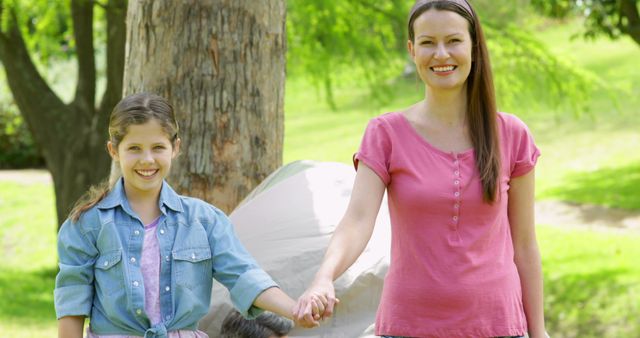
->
<box><xmin>544</xmin><ymin>267</ymin><xmax>640</xmax><ymax>337</ymax></box>
<box><xmin>0</xmin><ymin>267</ymin><xmax>56</xmax><ymax>324</ymax></box>
<box><xmin>544</xmin><ymin>162</ymin><xmax>640</xmax><ymax>211</ymax></box>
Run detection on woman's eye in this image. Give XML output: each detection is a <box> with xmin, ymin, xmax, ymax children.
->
<box><xmin>128</xmin><ymin>146</ymin><xmax>140</xmax><ymax>151</ymax></box>
<box><xmin>450</xmin><ymin>39</ymin><xmax>461</xmax><ymax>43</ymax></box>
<box><xmin>154</xmin><ymin>145</ymin><xmax>166</xmax><ymax>150</ymax></box>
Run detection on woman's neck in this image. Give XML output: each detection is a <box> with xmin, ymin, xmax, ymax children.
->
<box><xmin>422</xmin><ymin>86</ymin><xmax>467</xmax><ymax>127</ymax></box>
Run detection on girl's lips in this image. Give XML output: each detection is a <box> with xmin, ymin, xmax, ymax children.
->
<box><xmin>135</xmin><ymin>169</ymin><xmax>159</xmax><ymax>178</ymax></box>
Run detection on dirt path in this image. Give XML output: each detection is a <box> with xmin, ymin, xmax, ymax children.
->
<box><xmin>2</xmin><ymin>169</ymin><xmax>639</xmax><ymax>233</ymax></box>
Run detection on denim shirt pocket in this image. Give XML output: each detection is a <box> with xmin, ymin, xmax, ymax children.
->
<box><xmin>173</xmin><ymin>247</ymin><xmax>212</xmax><ymax>290</ymax></box>
<box><xmin>94</xmin><ymin>250</ymin><xmax>124</xmax><ymax>295</ymax></box>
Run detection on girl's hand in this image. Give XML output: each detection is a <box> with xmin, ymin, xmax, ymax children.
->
<box><xmin>293</xmin><ymin>277</ymin><xmax>339</xmax><ymax>328</ymax></box>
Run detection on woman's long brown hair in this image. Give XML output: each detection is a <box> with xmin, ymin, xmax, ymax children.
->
<box><xmin>408</xmin><ymin>0</ymin><xmax>501</xmax><ymax>203</ymax></box>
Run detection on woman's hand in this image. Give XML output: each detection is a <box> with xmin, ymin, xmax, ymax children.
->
<box><xmin>293</xmin><ymin>277</ymin><xmax>340</xmax><ymax>327</ymax></box>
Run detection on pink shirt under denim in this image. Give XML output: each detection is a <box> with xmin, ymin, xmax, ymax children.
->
<box><xmin>354</xmin><ymin>112</ymin><xmax>539</xmax><ymax>338</ymax></box>
<box><xmin>87</xmin><ymin>217</ymin><xmax>209</xmax><ymax>338</ymax></box>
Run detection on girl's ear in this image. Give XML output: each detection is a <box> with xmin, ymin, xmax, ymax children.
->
<box><xmin>107</xmin><ymin>141</ymin><xmax>119</xmax><ymax>161</ymax></box>
<box><xmin>172</xmin><ymin>138</ymin><xmax>181</xmax><ymax>159</ymax></box>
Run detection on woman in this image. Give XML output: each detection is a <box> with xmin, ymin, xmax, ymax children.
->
<box><xmin>294</xmin><ymin>1</ymin><xmax>548</xmax><ymax>337</ymax></box>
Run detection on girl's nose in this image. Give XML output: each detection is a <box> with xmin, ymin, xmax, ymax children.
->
<box><xmin>140</xmin><ymin>150</ymin><xmax>154</xmax><ymax>163</ymax></box>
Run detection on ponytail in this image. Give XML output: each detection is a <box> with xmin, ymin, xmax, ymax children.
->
<box><xmin>69</xmin><ymin>179</ymin><xmax>115</xmax><ymax>222</ymax></box>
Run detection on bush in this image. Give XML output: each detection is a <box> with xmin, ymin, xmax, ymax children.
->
<box><xmin>0</xmin><ymin>100</ymin><xmax>45</xmax><ymax>169</ymax></box>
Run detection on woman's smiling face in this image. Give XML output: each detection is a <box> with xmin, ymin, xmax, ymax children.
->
<box><xmin>408</xmin><ymin>9</ymin><xmax>473</xmax><ymax>92</ymax></box>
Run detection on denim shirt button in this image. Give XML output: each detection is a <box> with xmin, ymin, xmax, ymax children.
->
<box><xmin>136</xmin><ymin>309</ymin><xmax>142</xmax><ymax>315</ymax></box>
<box><xmin>134</xmin><ymin>230</ymin><xmax>140</xmax><ymax>236</ymax></box>
<box><xmin>165</xmin><ymin>255</ymin><xmax>170</xmax><ymax>262</ymax></box>
<box><xmin>191</xmin><ymin>253</ymin><xmax>196</xmax><ymax>260</ymax></box>
<box><xmin>160</xmin><ymin>229</ymin><xmax>165</xmax><ymax>235</ymax></box>
<box><xmin>165</xmin><ymin>286</ymin><xmax>170</xmax><ymax>292</ymax></box>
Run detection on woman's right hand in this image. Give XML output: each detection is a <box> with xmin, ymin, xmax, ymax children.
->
<box><xmin>293</xmin><ymin>276</ymin><xmax>340</xmax><ymax>327</ymax></box>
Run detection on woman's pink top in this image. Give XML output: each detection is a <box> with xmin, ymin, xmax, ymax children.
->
<box><xmin>354</xmin><ymin>112</ymin><xmax>540</xmax><ymax>338</ymax></box>
<box><xmin>87</xmin><ymin>218</ymin><xmax>209</xmax><ymax>338</ymax></box>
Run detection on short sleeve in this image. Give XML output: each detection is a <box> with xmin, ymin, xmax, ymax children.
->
<box><xmin>505</xmin><ymin>114</ymin><xmax>541</xmax><ymax>177</ymax></box>
<box><xmin>353</xmin><ymin>117</ymin><xmax>392</xmax><ymax>185</ymax></box>
<box><xmin>54</xmin><ymin>217</ymin><xmax>99</xmax><ymax>319</ymax></box>
<box><xmin>206</xmin><ymin>208</ymin><xmax>278</xmax><ymax>319</ymax></box>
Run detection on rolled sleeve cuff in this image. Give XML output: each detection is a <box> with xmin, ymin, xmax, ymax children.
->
<box><xmin>229</xmin><ymin>268</ymin><xmax>278</xmax><ymax>319</ymax></box>
<box><xmin>54</xmin><ymin>285</ymin><xmax>93</xmax><ymax>319</ymax></box>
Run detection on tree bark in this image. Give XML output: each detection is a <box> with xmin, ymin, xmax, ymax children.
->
<box><xmin>123</xmin><ymin>0</ymin><xmax>286</xmax><ymax>213</ymax></box>
<box><xmin>0</xmin><ymin>1</ymin><xmax>126</xmax><ymax>227</ymax></box>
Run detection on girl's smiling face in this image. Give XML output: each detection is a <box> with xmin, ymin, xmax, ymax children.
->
<box><xmin>408</xmin><ymin>9</ymin><xmax>473</xmax><ymax>92</ymax></box>
<box><xmin>108</xmin><ymin>118</ymin><xmax>180</xmax><ymax>200</ymax></box>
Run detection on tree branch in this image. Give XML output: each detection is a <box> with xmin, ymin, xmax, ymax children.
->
<box><xmin>98</xmin><ymin>0</ymin><xmax>126</xmax><ymax>117</ymax></box>
<box><xmin>71</xmin><ymin>0</ymin><xmax>96</xmax><ymax>115</ymax></box>
<box><xmin>0</xmin><ymin>7</ymin><xmax>67</xmax><ymax>161</ymax></box>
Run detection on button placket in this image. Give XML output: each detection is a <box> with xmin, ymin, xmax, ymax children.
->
<box><xmin>452</xmin><ymin>154</ymin><xmax>461</xmax><ymax>229</ymax></box>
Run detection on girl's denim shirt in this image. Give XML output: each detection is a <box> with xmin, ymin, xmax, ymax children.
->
<box><xmin>54</xmin><ymin>178</ymin><xmax>277</xmax><ymax>337</ymax></box>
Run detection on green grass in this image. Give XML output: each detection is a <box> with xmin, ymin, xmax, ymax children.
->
<box><xmin>539</xmin><ymin>225</ymin><xmax>640</xmax><ymax>337</ymax></box>
<box><xmin>0</xmin><ymin>181</ymin><xmax>58</xmax><ymax>337</ymax></box>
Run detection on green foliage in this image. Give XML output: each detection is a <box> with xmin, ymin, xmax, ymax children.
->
<box><xmin>2</xmin><ymin>0</ymin><xmax>74</xmax><ymax>63</ymax></box>
<box><xmin>287</xmin><ymin>0</ymin><xmax>410</xmax><ymax>109</ymax></box>
<box><xmin>0</xmin><ymin>81</ymin><xmax>45</xmax><ymax>168</ymax></box>
<box><xmin>531</xmin><ymin>0</ymin><xmax>640</xmax><ymax>43</ymax></box>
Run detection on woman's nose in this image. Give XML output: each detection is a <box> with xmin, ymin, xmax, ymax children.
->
<box><xmin>434</xmin><ymin>43</ymin><xmax>449</xmax><ymax>59</ymax></box>
<box><xmin>140</xmin><ymin>150</ymin><xmax>154</xmax><ymax>163</ymax></box>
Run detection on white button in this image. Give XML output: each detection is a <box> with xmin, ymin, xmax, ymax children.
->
<box><xmin>191</xmin><ymin>253</ymin><xmax>196</xmax><ymax>260</ymax></box>
<box><xmin>454</xmin><ymin>192</ymin><xmax>460</xmax><ymax>197</ymax></box>
<box><xmin>454</xmin><ymin>171</ymin><xmax>459</xmax><ymax>176</ymax></box>
<box><xmin>133</xmin><ymin>281</ymin><xmax>139</xmax><ymax>287</ymax></box>
<box><xmin>165</xmin><ymin>286</ymin><xmax>171</xmax><ymax>292</ymax></box>
<box><xmin>160</xmin><ymin>229</ymin><xmax>165</xmax><ymax>235</ymax></box>
<box><xmin>454</xmin><ymin>160</ymin><xmax>459</xmax><ymax>165</ymax></box>
<box><xmin>134</xmin><ymin>230</ymin><xmax>140</xmax><ymax>235</ymax></box>
<box><xmin>130</xmin><ymin>257</ymin><xmax>136</xmax><ymax>263</ymax></box>
<box><xmin>165</xmin><ymin>255</ymin><xmax>170</xmax><ymax>262</ymax></box>
<box><xmin>165</xmin><ymin>315</ymin><xmax>171</xmax><ymax>320</ymax></box>
<box><xmin>454</xmin><ymin>204</ymin><xmax>460</xmax><ymax>209</ymax></box>
<box><xmin>103</xmin><ymin>261</ymin><xmax>109</xmax><ymax>267</ymax></box>
<box><xmin>136</xmin><ymin>309</ymin><xmax>142</xmax><ymax>315</ymax></box>
<box><xmin>454</xmin><ymin>180</ymin><xmax>459</xmax><ymax>185</ymax></box>
<box><xmin>453</xmin><ymin>216</ymin><xmax>458</xmax><ymax>221</ymax></box>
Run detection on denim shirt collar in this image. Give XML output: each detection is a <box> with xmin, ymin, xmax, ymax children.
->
<box><xmin>97</xmin><ymin>178</ymin><xmax>183</xmax><ymax>215</ymax></box>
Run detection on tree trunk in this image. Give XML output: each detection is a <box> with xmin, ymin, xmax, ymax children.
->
<box><xmin>0</xmin><ymin>0</ymin><xmax>126</xmax><ymax>227</ymax></box>
<box><xmin>123</xmin><ymin>0</ymin><xmax>286</xmax><ymax>213</ymax></box>
<box><xmin>620</xmin><ymin>0</ymin><xmax>640</xmax><ymax>45</ymax></box>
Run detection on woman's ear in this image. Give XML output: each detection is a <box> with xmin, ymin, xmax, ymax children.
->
<box><xmin>107</xmin><ymin>141</ymin><xmax>119</xmax><ymax>161</ymax></box>
<box><xmin>407</xmin><ymin>39</ymin><xmax>416</xmax><ymax>59</ymax></box>
<box><xmin>172</xmin><ymin>138</ymin><xmax>181</xmax><ymax>159</ymax></box>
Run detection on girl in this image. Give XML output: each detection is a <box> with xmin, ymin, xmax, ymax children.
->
<box><xmin>294</xmin><ymin>1</ymin><xmax>549</xmax><ymax>337</ymax></box>
<box><xmin>55</xmin><ymin>93</ymin><xmax>306</xmax><ymax>337</ymax></box>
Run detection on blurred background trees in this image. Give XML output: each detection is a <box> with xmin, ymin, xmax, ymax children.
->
<box><xmin>0</xmin><ymin>0</ymin><xmax>637</xmax><ymax>224</ymax></box>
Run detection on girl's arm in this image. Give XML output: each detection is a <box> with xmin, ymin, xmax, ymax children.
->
<box><xmin>294</xmin><ymin>164</ymin><xmax>385</xmax><ymax>323</ymax></box>
<box><xmin>252</xmin><ymin>286</ymin><xmax>297</xmax><ymax>320</ymax></box>
<box><xmin>508</xmin><ymin>169</ymin><xmax>547</xmax><ymax>338</ymax></box>
<box><xmin>58</xmin><ymin>315</ymin><xmax>85</xmax><ymax>338</ymax></box>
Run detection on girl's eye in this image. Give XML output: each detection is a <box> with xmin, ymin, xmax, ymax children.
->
<box><xmin>421</xmin><ymin>41</ymin><xmax>434</xmax><ymax>45</ymax></box>
<box><xmin>450</xmin><ymin>39</ymin><xmax>461</xmax><ymax>43</ymax></box>
<box><xmin>154</xmin><ymin>145</ymin><xmax>167</xmax><ymax>150</ymax></box>
<box><xmin>128</xmin><ymin>146</ymin><xmax>141</xmax><ymax>151</ymax></box>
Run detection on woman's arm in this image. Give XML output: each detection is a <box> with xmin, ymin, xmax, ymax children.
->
<box><xmin>508</xmin><ymin>169</ymin><xmax>547</xmax><ymax>338</ymax></box>
<box><xmin>294</xmin><ymin>164</ymin><xmax>386</xmax><ymax>323</ymax></box>
<box><xmin>58</xmin><ymin>315</ymin><xmax>85</xmax><ymax>338</ymax></box>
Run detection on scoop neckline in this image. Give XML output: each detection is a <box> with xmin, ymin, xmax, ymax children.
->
<box><xmin>393</xmin><ymin>112</ymin><xmax>475</xmax><ymax>158</ymax></box>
